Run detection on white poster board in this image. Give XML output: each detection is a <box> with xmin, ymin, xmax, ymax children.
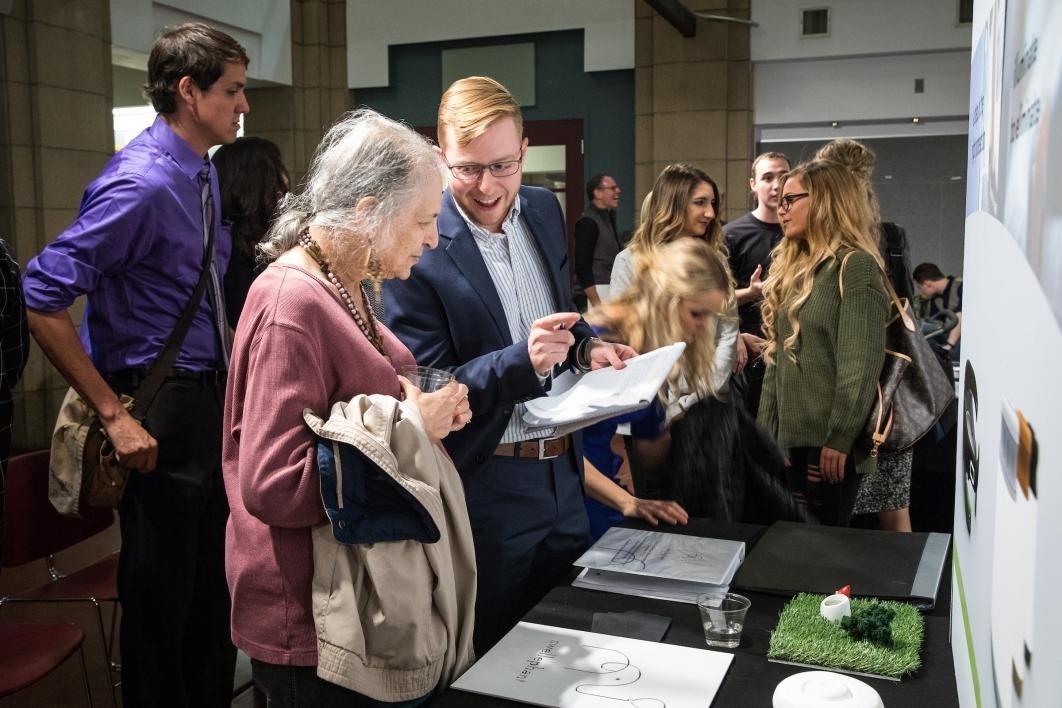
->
<box><xmin>452</xmin><ymin>622</ymin><xmax>734</xmax><ymax>708</ymax></box>
<box><xmin>955</xmin><ymin>2</ymin><xmax>1062</xmax><ymax>706</ymax></box>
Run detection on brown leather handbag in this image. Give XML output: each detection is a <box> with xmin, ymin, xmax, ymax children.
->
<box><xmin>48</xmin><ymin>226</ymin><xmax>217</xmax><ymax>518</ymax></box>
<box><xmin>839</xmin><ymin>251</ymin><xmax>956</xmax><ymax>457</ymax></box>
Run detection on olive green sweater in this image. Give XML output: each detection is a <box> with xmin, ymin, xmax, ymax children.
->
<box><xmin>758</xmin><ymin>250</ymin><xmax>888</xmax><ymax>468</ymax></box>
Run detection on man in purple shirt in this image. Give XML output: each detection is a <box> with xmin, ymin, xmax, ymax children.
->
<box><xmin>23</xmin><ymin>23</ymin><xmax>248</xmax><ymax>707</ymax></box>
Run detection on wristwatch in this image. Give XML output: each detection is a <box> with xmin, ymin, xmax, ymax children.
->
<box><xmin>575</xmin><ymin>337</ymin><xmax>601</xmax><ymax>372</ymax></box>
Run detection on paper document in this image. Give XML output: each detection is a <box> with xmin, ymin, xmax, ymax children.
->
<box><xmin>451</xmin><ymin>621</ymin><xmax>734</xmax><ymax>707</ymax></box>
<box><xmin>522</xmin><ymin>342</ymin><xmax>686</xmax><ymax>434</ymax></box>
<box><xmin>571</xmin><ymin>527</ymin><xmax>746</xmax><ymax>604</ymax></box>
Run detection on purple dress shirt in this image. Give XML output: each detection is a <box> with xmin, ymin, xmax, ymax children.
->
<box><xmin>23</xmin><ymin>116</ymin><xmax>230</xmax><ymax>373</ymax></box>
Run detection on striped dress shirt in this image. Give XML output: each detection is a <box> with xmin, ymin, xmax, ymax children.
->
<box><xmin>454</xmin><ymin>199</ymin><xmax>558</xmax><ymax>443</ymax></box>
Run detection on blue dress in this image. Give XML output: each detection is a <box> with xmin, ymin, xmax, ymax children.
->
<box><xmin>582</xmin><ymin>401</ymin><xmax>666</xmax><ymax>542</ymax></box>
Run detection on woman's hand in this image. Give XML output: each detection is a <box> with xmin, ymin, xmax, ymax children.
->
<box><xmin>618</xmin><ymin>497</ymin><xmax>689</xmax><ymax>527</ymax></box>
<box><xmin>399</xmin><ymin>378</ymin><xmax>471</xmax><ymax>443</ymax></box>
<box><xmin>819</xmin><ymin>447</ymin><xmax>848</xmax><ymax>483</ymax></box>
<box><xmin>740</xmin><ymin>332</ymin><xmax>765</xmax><ymax>358</ymax></box>
<box><xmin>610</xmin><ymin>435</ymin><xmax>635</xmax><ymax>493</ymax></box>
<box><xmin>733</xmin><ymin>332</ymin><xmax>749</xmax><ymax>374</ymax></box>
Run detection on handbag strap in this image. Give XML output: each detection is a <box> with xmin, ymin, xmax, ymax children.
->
<box><xmin>837</xmin><ymin>250</ymin><xmax>916</xmax><ymax>333</ymax></box>
<box><xmin>128</xmin><ymin>219</ymin><xmax>219</xmax><ymax>419</ymax></box>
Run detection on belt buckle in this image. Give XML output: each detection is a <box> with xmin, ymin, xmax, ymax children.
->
<box><xmin>538</xmin><ymin>437</ymin><xmax>560</xmax><ymax>460</ymax></box>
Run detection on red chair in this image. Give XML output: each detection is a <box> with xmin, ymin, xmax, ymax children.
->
<box><xmin>1</xmin><ymin>449</ymin><xmax>119</xmax><ymax>707</ymax></box>
<box><xmin>0</xmin><ymin>620</ymin><xmax>94</xmax><ymax>706</ymax></box>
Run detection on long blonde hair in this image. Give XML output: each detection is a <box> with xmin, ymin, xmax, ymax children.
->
<box><xmin>587</xmin><ymin>238</ymin><xmax>735</xmax><ymax>397</ymax></box>
<box><xmin>628</xmin><ymin>164</ymin><xmax>726</xmax><ymax>258</ymax></box>
<box><xmin>761</xmin><ymin>159</ymin><xmax>884</xmax><ymax>365</ymax></box>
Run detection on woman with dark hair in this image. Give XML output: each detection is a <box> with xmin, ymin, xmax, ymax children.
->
<box><xmin>214</xmin><ymin>136</ymin><xmax>289</xmax><ymax>326</ymax></box>
<box><xmin>759</xmin><ymin>159</ymin><xmax>889</xmax><ymax>527</ymax></box>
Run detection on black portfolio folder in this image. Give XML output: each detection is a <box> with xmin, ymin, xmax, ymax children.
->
<box><xmin>732</xmin><ymin>521</ymin><xmax>951</xmax><ymax>609</ymax></box>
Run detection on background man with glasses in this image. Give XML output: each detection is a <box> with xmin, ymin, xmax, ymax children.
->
<box><xmin>384</xmin><ymin>76</ymin><xmax>634</xmax><ymax>654</ymax></box>
<box><xmin>574</xmin><ymin>173</ymin><xmax>623</xmax><ymax>309</ymax></box>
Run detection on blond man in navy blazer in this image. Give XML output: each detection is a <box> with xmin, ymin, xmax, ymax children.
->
<box><xmin>383</xmin><ymin>77</ymin><xmax>634</xmax><ymax>653</ymax></box>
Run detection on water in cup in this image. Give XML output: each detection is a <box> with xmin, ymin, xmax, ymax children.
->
<box><xmin>697</xmin><ymin>592</ymin><xmax>750</xmax><ymax>649</ymax></box>
<box><xmin>701</xmin><ymin>618</ymin><xmax>743</xmax><ymax>648</ymax></box>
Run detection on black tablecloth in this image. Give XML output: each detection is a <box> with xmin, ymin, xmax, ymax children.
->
<box><xmin>431</xmin><ymin>519</ymin><xmax>959</xmax><ymax>707</ymax></box>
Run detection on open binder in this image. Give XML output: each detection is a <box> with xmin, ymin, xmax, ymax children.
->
<box><xmin>571</xmin><ymin>527</ymin><xmax>746</xmax><ymax>604</ymax></box>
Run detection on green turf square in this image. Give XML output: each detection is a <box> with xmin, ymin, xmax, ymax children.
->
<box><xmin>767</xmin><ymin>593</ymin><xmax>925</xmax><ymax>679</ymax></box>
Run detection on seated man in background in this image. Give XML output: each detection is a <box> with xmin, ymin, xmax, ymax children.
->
<box><xmin>913</xmin><ymin>262</ymin><xmax>963</xmax><ymax>361</ymax></box>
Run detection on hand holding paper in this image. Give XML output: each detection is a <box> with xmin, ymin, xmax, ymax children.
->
<box><xmin>522</xmin><ymin>342</ymin><xmax>687</xmax><ymax>435</ymax></box>
<box><xmin>587</xmin><ymin>339</ymin><xmax>638</xmax><ymax>370</ymax></box>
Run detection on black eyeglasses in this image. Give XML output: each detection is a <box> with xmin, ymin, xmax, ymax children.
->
<box><xmin>778</xmin><ymin>192</ymin><xmax>809</xmax><ymax>211</ymax></box>
<box><xmin>445</xmin><ymin>152</ymin><xmax>524</xmax><ymax>182</ymax></box>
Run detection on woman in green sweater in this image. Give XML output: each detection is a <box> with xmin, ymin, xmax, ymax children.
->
<box><xmin>758</xmin><ymin>159</ymin><xmax>889</xmax><ymax>526</ymax></box>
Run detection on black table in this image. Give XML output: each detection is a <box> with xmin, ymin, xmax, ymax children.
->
<box><xmin>433</xmin><ymin>519</ymin><xmax>959</xmax><ymax>707</ymax></box>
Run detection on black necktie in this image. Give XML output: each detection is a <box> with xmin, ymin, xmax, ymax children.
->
<box><xmin>198</xmin><ymin>164</ymin><xmax>232</xmax><ymax>368</ymax></box>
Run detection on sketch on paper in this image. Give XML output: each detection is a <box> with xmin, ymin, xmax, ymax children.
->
<box><xmin>452</xmin><ymin>622</ymin><xmax>733</xmax><ymax>708</ymax></box>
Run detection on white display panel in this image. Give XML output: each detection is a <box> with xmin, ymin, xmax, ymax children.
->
<box><xmin>955</xmin><ymin>2</ymin><xmax>1062</xmax><ymax>706</ymax></box>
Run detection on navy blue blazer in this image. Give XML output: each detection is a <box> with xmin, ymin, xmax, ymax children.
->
<box><xmin>382</xmin><ymin>185</ymin><xmax>594</xmax><ymax>480</ymax></box>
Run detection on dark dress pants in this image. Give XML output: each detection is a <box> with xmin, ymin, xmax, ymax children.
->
<box><xmin>786</xmin><ymin>446</ymin><xmax>862</xmax><ymax>527</ymax></box>
<box><xmin>111</xmin><ymin>373</ymin><xmax>236</xmax><ymax>708</ymax></box>
<box><xmin>734</xmin><ymin>357</ymin><xmax>767</xmax><ymax>419</ymax></box>
<box><xmin>463</xmin><ymin>450</ymin><xmax>590</xmax><ymax>655</ymax></box>
<box><xmin>250</xmin><ymin>660</ymin><xmax>432</xmax><ymax>707</ymax></box>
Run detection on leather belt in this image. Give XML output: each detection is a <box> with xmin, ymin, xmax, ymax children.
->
<box><xmin>494</xmin><ymin>435</ymin><xmax>571</xmax><ymax>460</ymax></box>
<box><xmin>108</xmin><ymin>367</ymin><xmax>227</xmax><ymax>388</ymax></box>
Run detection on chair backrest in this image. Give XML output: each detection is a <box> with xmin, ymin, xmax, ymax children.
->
<box><xmin>2</xmin><ymin>450</ymin><xmax>114</xmax><ymax>567</ymax></box>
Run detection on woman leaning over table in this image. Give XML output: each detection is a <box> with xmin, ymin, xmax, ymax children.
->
<box><xmin>758</xmin><ymin>159</ymin><xmax>889</xmax><ymax>527</ymax></box>
<box><xmin>609</xmin><ymin>165</ymin><xmax>747</xmax><ymax>517</ymax></box>
<box><xmin>581</xmin><ymin>237</ymin><xmax>738</xmax><ymax>539</ymax></box>
<box><xmin>222</xmin><ymin>109</ymin><xmax>475</xmax><ymax>707</ymax></box>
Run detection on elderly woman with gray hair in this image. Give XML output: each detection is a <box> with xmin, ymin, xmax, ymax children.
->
<box><xmin>222</xmin><ymin>109</ymin><xmax>475</xmax><ymax>707</ymax></box>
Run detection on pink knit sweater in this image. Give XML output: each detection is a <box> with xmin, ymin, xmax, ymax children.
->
<box><xmin>222</xmin><ymin>263</ymin><xmax>416</xmax><ymax>666</ymax></box>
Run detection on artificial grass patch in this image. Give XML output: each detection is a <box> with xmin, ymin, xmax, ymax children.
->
<box><xmin>767</xmin><ymin>593</ymin><xmax>924</xmax><ymax>679</ymax></box>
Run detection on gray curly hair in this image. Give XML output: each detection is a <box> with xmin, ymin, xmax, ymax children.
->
<box><xmin>259</xmin><ymin>108</ymin><xmax>444</xmax><ymax>262</ymax></box>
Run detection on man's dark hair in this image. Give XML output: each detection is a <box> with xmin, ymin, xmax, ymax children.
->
<box><xmin>913</xmin><ymin>262</ymin><xmax>947</xmax><ymax>283</ymax></box>
<box><xmin>145</xmin><ymin>22</ymin><xmax>249</xmax><ymax>114</ymax></box>
<box><xmin>586</xmin><ymin>173</ymin><xmax>609</xmax><ymax>202</ymax></box>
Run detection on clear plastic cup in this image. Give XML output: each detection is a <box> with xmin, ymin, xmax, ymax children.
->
<box><xmin>697</xmin><ymin>592</ymin><xmax>750</xmax><ymax>648</ymax></box>
<box><xmin>398</xmin><ymin>365</ymin><xmax>456</xmax><ymax>393</ymax></box>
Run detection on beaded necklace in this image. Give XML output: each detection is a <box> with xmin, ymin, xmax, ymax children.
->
<box><xmin>298</xmin><ymin>230</ymin><xmax>389</xmax><ymax>363</ymax></box>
